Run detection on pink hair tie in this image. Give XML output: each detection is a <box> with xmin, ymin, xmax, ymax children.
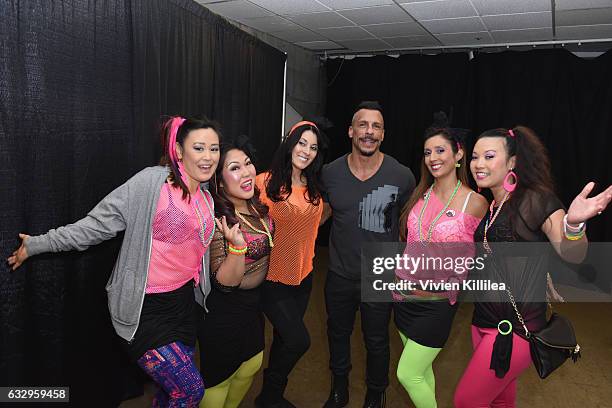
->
<box><xmin>289</xmin><ymin>120</ymin><xmax>318</xmax><ymax>136</ymax></box>
<box><xmin>508</xmin><ymin>129</ymin><xmax>515</xmax><ymax>138</ymax></box>
<box><xmin>167</xmin><ymin>116</ymin><xmax>189</xmax><ymax>188</ymax></box>
<box><xmin>168</xmin><ymin>116</ymin><xmax>186</xmax><ymax>163</ymax></box>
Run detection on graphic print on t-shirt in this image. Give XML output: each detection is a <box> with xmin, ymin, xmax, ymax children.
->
<box><xmin>358</xmin><ymin>185</ymin><xmax>399</xmax><ymax>233</ymax></box>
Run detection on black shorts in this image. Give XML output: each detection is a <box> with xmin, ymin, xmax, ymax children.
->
<box><xmin>124</xmin><ymin>281</ymin><xmax>197</xmax><ymax>361</ymax></box>
<box><xmin>393</xmin><ymin>298</ymin><xmax>458</xmax><ymax>348</ymax></box>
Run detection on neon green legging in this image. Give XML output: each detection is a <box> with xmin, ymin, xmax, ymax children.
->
<box><xmin>396</xmin><ymin>331</ymin><xmax>442</xmax><ymax>408</ymax></box>
<box><xmin>199</xmin><ymin>351</ymin><xmax>263</xmax><ymax>408</ymax></box>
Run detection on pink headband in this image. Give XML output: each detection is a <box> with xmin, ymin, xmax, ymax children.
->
<box><xmin>168</xmin><ymin>116</ymin><xmax>186</xmax><ymax>163</ymax></box>
<box><xmin>508</xmin><ymin>129</ymin><xmax>515</xmax><ymax>138</ymax></box>
<box><xmin>289</xmin><ymin>120</ymin><xmax>318</xmax><ymax>136</ymax></box>
<box><xmin>167</xmin><ymin>116</ymin><xmax>190</xmax><ymax>189</ymax></box>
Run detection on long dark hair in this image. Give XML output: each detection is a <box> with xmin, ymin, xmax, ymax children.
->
<box><xmin>159</xmin><ymin>115</ymin><xmax>222</xmax><ymax>201</ymax></box>
<box><xmin>475</xmin><ymin>126</ymin><xmax>555</xmax><ymax>237</ymax></box>
<box><xmin>210</xmin><ymin>135</ymin><xmax>268</xmax><ymax>226</ymax></box>
<box><xmin>399</xmin><ymin>112</ymin><xmax>469</xmax><ymax>241</ymax></box>
<box><xmin>264</xmin><ymin>120</ymin><xmax>328</xmax><ymax>205</ymax></box>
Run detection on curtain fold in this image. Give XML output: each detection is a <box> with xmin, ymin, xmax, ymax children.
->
<box><xmin>131</xmin><ymin>0</ymin><xmax>285</xmax><ymax>168</ymax></box>
<box><xmin>0</xmin><ymin>0</ymin><xmax>134</xmax><ymax>405</ymax></box>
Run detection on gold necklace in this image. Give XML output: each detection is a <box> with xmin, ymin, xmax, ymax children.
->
<box><xmin>234</xmin><ymin>208</ymin><xmax>274</xmax><ymax>248</ymax></box>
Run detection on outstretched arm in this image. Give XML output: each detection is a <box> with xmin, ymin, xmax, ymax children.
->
<box><xmin>543</xmin><ymin>182</ymin><xmax>612</xmax><ymax>263</ymax></box>
<box><xmin>7</xmin><ymin>179</ymin><xmax>130</xmax><ymax>270</ymax></box>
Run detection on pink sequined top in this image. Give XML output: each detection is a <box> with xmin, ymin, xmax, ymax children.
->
<box><xmin>394</xmin><ymin>190</ymin><xmax>481</xmax><ymax>304</ymax></box>
<box><xmin>146</xmin><ymin>183</ymin><xmax>214</xmax><ymax>294</ymax></box>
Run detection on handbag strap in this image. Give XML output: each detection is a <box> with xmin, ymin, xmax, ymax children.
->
<box><xmin>545</xmin><ymin>272</ymin><xmax>556</xmax><ymax>312</ymax></box>
<box><xmin>484</xmin><ymin>247</ymin><xmax>532</xmax><ymax>338</ymax></box>
<box><xmin>504</xmin><ymin>286</ymin><xmax>531</xmax><ymax>338</ymax></box>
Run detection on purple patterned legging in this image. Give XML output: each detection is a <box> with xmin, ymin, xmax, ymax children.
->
<box><xmin>137</xmin><ymin>342</ymin><xmax>205</xmax><ymax>408</ymax></box>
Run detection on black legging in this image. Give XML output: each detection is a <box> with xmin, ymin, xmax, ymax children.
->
<box><xmin>259</xmin><ymin>274</ymin><xmax>313</xmax><ymax>402</ymax></box>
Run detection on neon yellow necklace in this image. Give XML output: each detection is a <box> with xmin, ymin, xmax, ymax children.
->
<box><xmin>234</xmin><ymin>208</ymin><xmax>274</xmax><ymax>248</ymax></box>
<box><xmin>418</xmin><ymin>180</ymin><xmax>461</xmax><ymax>245</ymax></box>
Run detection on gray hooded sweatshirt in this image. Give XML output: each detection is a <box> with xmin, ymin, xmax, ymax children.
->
<box><xmin>25</xmin><ymin>166</ymin><xmax>211</xmax><ymax>342</ymax></box>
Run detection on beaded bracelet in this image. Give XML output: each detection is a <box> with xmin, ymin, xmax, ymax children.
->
<box><xmin>563</xmin><ymin>214</ymin><xmax>585</xmax><ymax>241</ymax></box>
<box><xmin>565</xmin><ymin>232</ymin><xmax>585</xmax><ymax>241</ymax></box>
<box><xmin>228</xmin><ymin>243</ymin><xmax>247</xmax><ymax>255</ymax></box>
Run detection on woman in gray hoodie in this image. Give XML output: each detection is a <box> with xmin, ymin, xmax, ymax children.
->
<box><xmin>7</xmin><ymin>116</ymin><xmax>244</xmax><ymax>407</ymax></box>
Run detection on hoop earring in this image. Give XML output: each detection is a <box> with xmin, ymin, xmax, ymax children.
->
<box><xmin>503</xmin><ymin>169</ymin><xmax>518</xmax><ymax>192</ymax></box>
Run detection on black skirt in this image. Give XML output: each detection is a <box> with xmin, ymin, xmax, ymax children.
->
<box><xmin>196</xmin><ymin>286</ymin><xmax>264</xmax><ymax>388</ymax></box>
<box><xmin>393</xmin><ymin>298</ymin><xmax>458</xmax><ymax>348</ymax></box>
<box><xmin>124</xmin><ymin>281</ymin><xmax>197</xmax><ymax>361</ymax></box>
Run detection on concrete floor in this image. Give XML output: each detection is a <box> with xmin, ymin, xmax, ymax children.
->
<box><xmin>122</xmin><ymin>246</ymin><xmax>612</xmax><ymax>408</ymax></box>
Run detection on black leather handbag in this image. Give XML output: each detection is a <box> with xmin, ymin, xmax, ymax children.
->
<box><xmin>528</xmin><ymin>312</ymin><xmax>581</xmax><ymax>379</ymax></box>
<box><xmin>505</xmin><ymin>289</ymin><xmax>581</xmax><ymax>379</ymax></box>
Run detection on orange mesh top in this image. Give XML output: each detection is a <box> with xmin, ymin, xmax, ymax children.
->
<box><xmin>256</xmin><ymin>172</ymin><xmax>323</xmax><ymax>285</ymax></box>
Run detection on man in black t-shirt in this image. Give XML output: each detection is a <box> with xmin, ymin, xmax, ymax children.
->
<box><xmin>321</xmin><ymin>101</ymin><xmax>415</xmax><ymax>408</ymax></box>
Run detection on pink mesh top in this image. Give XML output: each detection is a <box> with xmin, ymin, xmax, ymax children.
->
<box><xmin>394</xmin><ymin>190</ymin><xmax>481</xmax><ymax>304</ymax></box>
<box><xmin>146</xmin><ymin>183</ymin><xmax>214</xmax><ymax>294</ymax></box>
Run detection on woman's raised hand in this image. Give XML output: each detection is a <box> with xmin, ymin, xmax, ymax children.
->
<box><xmin>215</xmin><ymin>216</ymin><xmax>246</xmax><ymax>248</ymax></box>
<box><xmin>567</xmin><ymin>182</ymin><xmax>612</xmax><ymax>225</ymax></box>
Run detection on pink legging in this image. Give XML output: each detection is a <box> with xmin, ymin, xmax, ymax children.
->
<box><xmin>454</xmin><ymin>326</ymin><xmax>531</xmax><ymax>408</ymax></box>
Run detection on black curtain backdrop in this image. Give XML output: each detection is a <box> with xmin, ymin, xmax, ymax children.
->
<box><xmin>0</xmin><ymin>1</ymin><xmax>134</xmax><ymax>406</ymax></box>
<box><xmin>1</xmin><ymin>0</ymin><xmax>285</xmax><ymax>406</ymax></box>
<box><xmin>131</xmin><ymin>0</ymin><xmax>286</xmax><ymax>168</ymax></box>
<box><xmin>325</xmin><ymin>49</ymin><xmax>611</xmax><ymax>241</ymax></box>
